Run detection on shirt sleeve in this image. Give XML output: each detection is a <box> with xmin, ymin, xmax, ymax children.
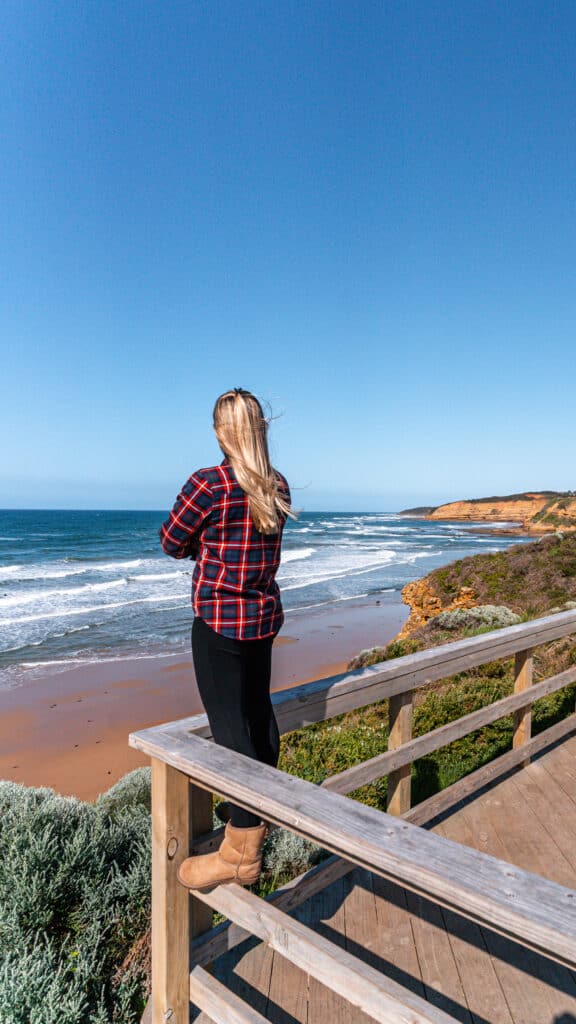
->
<box><xmin>159</xmin><ymin>472</ymin><xmax>214</xmax><ymax>559</ymax></box>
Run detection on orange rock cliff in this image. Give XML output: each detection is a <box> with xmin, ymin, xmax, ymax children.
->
<box><xmin>424</xmin><ymin>492</ymin><xmax>576</xmax><ymax>533</ymax></box>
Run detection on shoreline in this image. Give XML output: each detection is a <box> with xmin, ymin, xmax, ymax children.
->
<box><xmin>0</xmin><ymin>593</ymin><xmax>408</xmax><ymax>801</ymax></box>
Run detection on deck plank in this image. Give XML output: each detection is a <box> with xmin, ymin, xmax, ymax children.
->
<box><xmin>511</xmin><ymin>757</ymin><xmax>576</xmax><ymax>873</ymax></box>
<box><xmin>539</xmin><ymin>739</ymin><xmax>576</xmax><ymax>800</ymax></box>
<box><xmin>266</xmin><ymin>901</ymin><xmax>310</xmax><ymax>1024</ymax></box>
<box><xmin>405</xmin><ymin>889</ymin><xmax>473</xmax><ymax>1024</ymax></box>
<box><xmin>305</xmin><ymin>874</ymin><xmax>358</xmax><ymax>1024</ymax></box>
<box><xmin>440</xmin><ymin>793</ymin><xmax>576</xmax><ymax>1024</ymax></box>
<box><xmin>432</xmin><ymin>822</ymin><xmax>514</xmax><ymax>1024</ymax></box>
<box><xmin>366</xmin><ymin>871</ymin><xmax>426</xmax><ymax>1000</ymax></box>
<box><xmin>193</xmin><ymin>736</ymin><xmax>576</xmax><ymax>1024</ymax></box>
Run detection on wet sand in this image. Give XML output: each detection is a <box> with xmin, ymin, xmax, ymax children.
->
<box><xmin>0</xmin><ymin>593</ymin><xmax>407</xmax><ymax>801</ymax></box>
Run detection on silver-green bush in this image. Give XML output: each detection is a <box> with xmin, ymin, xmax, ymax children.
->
<box><xmin>0</xmin><ymin>776</ymin><xmax>151</xmax><ymax>1023</ymax></box>
<box><xmin>0</xmin><ymin>767</ymin><xmax>330</xmax><ymax>1021</ymax></box>
<box><xmin>432</xmin><ymin>605</ymin><xmax>521</xmax><ymax>631</ymax></box>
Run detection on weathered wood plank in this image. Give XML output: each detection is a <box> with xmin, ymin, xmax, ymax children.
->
<box><xmin>306</xmin><ymin>875</ymin><xmax>361</xmax><ymax>1024</ymax></box>
<box><xmin>433</xmin><ymin>814</ymin><xmax>547</xmax><ymax>1024</ymax></box>
<box><xmin>192</xmin><ymin>882</ymin><xmax>461</xmax><ymax>1024</ymax></box>
<box><xmin>542</xmin><ymin>735</ymin><xmax>576</xmax><ymax>791</ymax></box>
<box><xmin>135</xmin><ymin>610</ymin><xmax>576</xmax><ymax>742</ymax></box>
<box><xmin>404</xmin><ymin>713</ymin><xmax>576</xmax><ymax>827</ymax></box>
<box><xmin>325</xmin><ymin>668</ymin><xmax>576</xmax><ymax>797</ymax></box>
<box><xmin>369</xmin><ymin>873</ymin><xmax>425</xmax><ymax>1000</ymax></box>
<box><xmin>482</xmin><ymin>775</ymin><xmax>576</xmax><ymax>891</ymax></box>
<box><xmin>266</xmin><ymin>940</ymin><xmax>308</xmax><ymax>1023</ymax></box>
<box><xmin>131</xmin><ymin>730</ymin><xmax>576</xmax><ymax>967</ymax></box>
<box><xmin>387</xmin><ymin>690</ymin><xmax>413</xmax><ymax>815</ymax></box>
<box><xmin>190</xmin><ymin>853</ymin><xmax>353</xmax><ymax>967</ymax></box>
<box><xmin>189</xmin><ymin>964</ymin><xmax>270</xmax><ymax>1023</ymax></box>
<box><xmin>208</xmin><ymin>938</ymin><xmax>273</xmax><ymax>1024</ymax></box>
<box><xmin>404</xmin><ymin>890</ymin><xmax>473</xmax><ymax>1023</ymax></box>
<box><xmin>510</xmin><ymin>758</ymin><xmax>576</xmax><ymax>874</ymax></box>
<box><xmin>150</xmin><ymin>759</ymin><xmax>191</xmax><ymax>1024</ymax></box>
<box><xmin>439</xmin><ymin>795</ymin><xmax>576</xmax><ymax>1022</ymax></box>
<box><xmin>513</xmin><ymin>648</ymin><xmax>533</xmax><ymax>765</ymax></box>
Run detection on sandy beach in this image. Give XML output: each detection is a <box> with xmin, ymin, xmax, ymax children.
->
<box><xmin>0</xmin><ymin>593</ymin><xmax>407</xmax><ymax>801</ymax></box>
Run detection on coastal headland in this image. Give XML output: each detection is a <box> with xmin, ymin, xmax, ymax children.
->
<box><xmin>401</xmin><ymin>489</ymin><xmax>576</xmax><ymax>533</ymax></box>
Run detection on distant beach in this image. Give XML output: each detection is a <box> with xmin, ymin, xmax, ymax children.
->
<box><xmin>0</xmin><ymin>509</ymin><xmax>533</xmax><ymax>799</ymax></box>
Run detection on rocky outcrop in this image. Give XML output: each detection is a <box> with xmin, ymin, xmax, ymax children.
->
<box><xmin>427</xmin><ymin>492</ymin><xmax>576</xmax><ymax>533</ymax></box>
<box><xmin>398</xmin><ymin>578</ymin><xmax>477</xmax><ymax>638</ymax></box>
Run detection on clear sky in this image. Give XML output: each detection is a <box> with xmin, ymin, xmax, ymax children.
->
<box><xmin>2</xmin><ymin>1</ymin><xmax>575</xmax><ymax>512</ymax></box>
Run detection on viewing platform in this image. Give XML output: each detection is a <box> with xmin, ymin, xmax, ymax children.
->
<box><xmin>130</xmin><ymin>610</ymin><xmax>576</xmax><ymax>1024</ymax></box>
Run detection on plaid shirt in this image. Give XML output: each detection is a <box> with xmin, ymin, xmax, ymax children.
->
<box><xmin>159</xmin><ymin>460</ymin><xmax>290</xmax><ymax>640</ymax></box>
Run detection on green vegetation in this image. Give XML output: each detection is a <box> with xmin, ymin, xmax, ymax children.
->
<box><xmin>0</xmin><ymin>771</ymin><xmax>152</xmax><ymax>1024</ymax></box>
<box><xmin>463</xmin><ymin>491</ymin><xmax>562</xmax><ymax>504</ymax></box>
<box><xmin>428</xmin><ymin>534</ymin><xmax>576</xmax><ymax>615</ymax></box>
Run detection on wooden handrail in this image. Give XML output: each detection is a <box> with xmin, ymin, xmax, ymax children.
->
<box><xmin>130</xmin><ymin>729</ymin><xmax>576</xmax><ymax>969</ymax></box>
<box><xmin>323</xmin><ymin>664</ymin><xmax>576</xmax><ymax>795</ymax></box>
<box><xmin>149</xmin><ymin>608</ymin><xmax>576</xmax><ymax>743</ymax></box>
<box><xmin>134</xmin><ymin>610</ymin><xmax>576</xmax><ymax>1023</ymax></box>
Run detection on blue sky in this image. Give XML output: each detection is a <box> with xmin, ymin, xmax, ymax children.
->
<box><xmin>1</xmin><ymin>1</ymin><xmax>575</xmax><ymax>512</ymax></box>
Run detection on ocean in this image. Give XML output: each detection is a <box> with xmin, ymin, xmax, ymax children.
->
<box><xmin>0</xmin><ymin>509</ymin><xmax>527</xmax><ymax>688</ymax></box>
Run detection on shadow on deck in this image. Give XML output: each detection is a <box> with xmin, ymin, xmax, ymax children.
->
<box><xmin>201</xmin><ymin>736</ymin><xmax>576</xmax><ymax>1024</ymax></box>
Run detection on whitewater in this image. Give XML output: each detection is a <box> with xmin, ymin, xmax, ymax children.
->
<box><xmin>0</xmin><ymin>509</ymin><xmax>528</xmax><ymax>686</ymax></box>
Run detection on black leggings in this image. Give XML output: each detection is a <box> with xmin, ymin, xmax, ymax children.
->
<box><xmin>191</xmin><ymin>615</ymin><xmax>280</xmax><ymax>828</ymax></box>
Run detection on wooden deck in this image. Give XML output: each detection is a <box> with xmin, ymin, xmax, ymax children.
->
<box><xmin>199</xmin><ymin>735</ymin><xmax>576</xmax><ymax>1024</ymax></box>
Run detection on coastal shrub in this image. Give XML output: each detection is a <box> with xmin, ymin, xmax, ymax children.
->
<box><xmin>431</xmin><ymin>605</ymin><xmax>521</xmax><ymax>632</ymax></box>
<box><xmin>427</xmin><ymin>534</ymin><xmax>576</xmax><ymax>614</ymax></box>
<box><xmin>95</xmin><ymin>767</ymin><xmax>151</xmax><ymax>817</ymax></box>
<box><xmin>262</xmin><ymin>828</ymin><xmax>324</xmax><ymax>884</ymax></box>
<box><xmin>0</xmin><ymin>778</ymin><xmax>151</xmax><ymax>1023</ymax></box>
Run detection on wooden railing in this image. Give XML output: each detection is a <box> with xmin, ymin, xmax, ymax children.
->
<box><xmin>129</xmin><ymin>608</ymin><xmax>576</xmax><ymax>1024</ymax></box>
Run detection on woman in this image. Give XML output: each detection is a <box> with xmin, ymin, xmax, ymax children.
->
<box><xmin>159</xmin><ymin>388</ymin><xmax>292</xmax><ymax>890</ymax></box>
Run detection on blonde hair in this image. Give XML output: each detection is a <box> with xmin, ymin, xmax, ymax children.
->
<box><xmin>213</xmin><ymin>389</ymin><xmax>293</xmax><ymax>534</ymax></box>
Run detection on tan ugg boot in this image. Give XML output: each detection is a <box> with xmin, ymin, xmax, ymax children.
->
<box><xmin>177</xmin><ymin>821</ymin><xmax>267</xmax><ymax>891</ymax></box>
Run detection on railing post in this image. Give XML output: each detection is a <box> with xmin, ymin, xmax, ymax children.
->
<box><xmin>513</xmin><ymin>647</ymin><xmax>534</xmax><ymax>766</ymax></box>
<box><xmin>386</xmin><ymin>690</ymin><xmax>413</xmax><ymax>815</ymax></box>
<box><xmin>150</xmin><ymin>758</ymin><xmax>192</xmax><ymax>1024</ymax></box>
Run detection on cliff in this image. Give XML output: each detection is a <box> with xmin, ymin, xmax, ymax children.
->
<box><xmin>410</xmin><ymin>491</ymin><xmax>576</xmax><ymax>533</ymax></box>
<box><xmin>398</xmin><ymin>533</ymin><xmax>576</xmax><ymax>637</ymax></box>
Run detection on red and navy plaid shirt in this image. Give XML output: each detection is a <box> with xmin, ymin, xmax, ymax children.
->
<box><xmin>159</xmin><ymin>460</ymin><xmax>290</xmax><ymax>640</ymax></box>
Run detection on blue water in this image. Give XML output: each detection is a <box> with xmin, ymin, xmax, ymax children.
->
<box><xmin>0</xmin><ymin>509</ymin><xmax>528</xmax><ymax>687</ymax></box>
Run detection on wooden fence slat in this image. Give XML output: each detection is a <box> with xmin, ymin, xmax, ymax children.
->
<box><xmin>387</xmin><ymin>689</ymin><xmax>413</xmax><ymax>814</ymax></box>
<box><xmin>133</xmin><ymin>730</ymin><xmax>576</xmax><ymax>968</ymax></box>
<box><xmin>189</xmin><ymin>964</ymin><xmax>270</xmax><ymax>1024</ymax></box>
<box><xmin>324</xmin><ymin>666</ymin><xmax>576</xmax><ymax>796</ymax></box>
<box><xmin>150</xmin><ymin>759</ymin><xmax>190</xmax><ymax>1024</ymax></box>
<box><xmin>513</xmin><ymin>648</ymin><xmax>534</xmax><ymax>766</ymax></box>
<box><xmin>192</xmin><ymin>883</ymin><xmax>461</xmax><ymax>1024</ymax></box>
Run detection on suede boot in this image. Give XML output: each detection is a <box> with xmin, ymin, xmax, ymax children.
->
<box><xmin>177</xmin><ymin>821</ymin><xmax>267</xmax><ymax>891</ymax></box>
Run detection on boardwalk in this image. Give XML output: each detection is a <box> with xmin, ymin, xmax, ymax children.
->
<box><xmin>198</xmin><ymin>734</ymin><xmax>576</xmax><ymax>1024</ymax></box>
